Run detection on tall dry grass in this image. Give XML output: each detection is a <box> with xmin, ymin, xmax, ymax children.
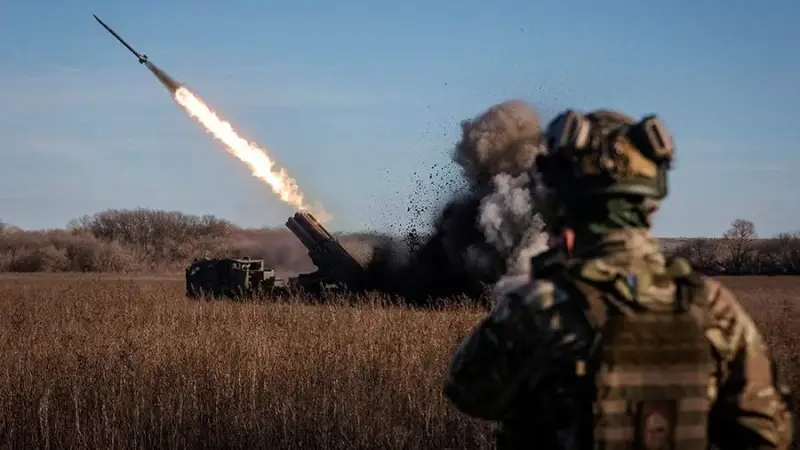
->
<box><xmin>0</xmin><ymin>276</ymin><xmax>797</xmax><ymax>449</ymax></box>
<box><xmin>0</xmin><ymin>277</ymin><xmax>492</xmax><ymax>449</ymax></box>
<box><xmin>715</xmin><ymin>277</ymin><xmax>800</xmax><ymax>409</ymax></box>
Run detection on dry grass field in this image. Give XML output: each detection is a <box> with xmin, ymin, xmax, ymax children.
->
<box><xmin>0</xmin><ymin>274</ymin><xmax>797</xmax><ymax>449</ymax></box>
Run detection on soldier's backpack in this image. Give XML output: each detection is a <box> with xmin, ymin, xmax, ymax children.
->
<box><xmin>550</xmin><ymin>256</ymin><xmax>715</xmax><ymax>450</ymax></box>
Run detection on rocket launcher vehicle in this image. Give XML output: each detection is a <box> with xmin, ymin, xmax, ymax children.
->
<box><xmin>285</xmin><ymin>212</ymin><xmax>367</xmax><ymax>291</ymax></box>
<box><xmin>185</xmin><ymin>212</ymin><xmax>367</xmax><ymax>299</ymax></box>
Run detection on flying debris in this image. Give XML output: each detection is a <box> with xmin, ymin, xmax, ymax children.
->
<box><xmin>92</xmin><ymin>15</ymin><xmax>148</xmax><ymax>65</ymax></box>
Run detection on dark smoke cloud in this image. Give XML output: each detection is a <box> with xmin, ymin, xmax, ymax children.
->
<box><xmin>362</xmin><ymin>100</ymin><xmax>550</xmax><ymax>305</ymax></box>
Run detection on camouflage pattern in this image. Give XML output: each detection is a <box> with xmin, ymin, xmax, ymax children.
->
<box><xmin>443</xmin><ymin>228</ymin><xmax>794</xmax><ymax>449</ymax></box>
<box><xmin>573</xmin><ymin>255</ymin><xmax>715</xmax><ymax>450</ymax></box>
<box><xmin>536</xmin><ymin>109</ymin><xmax>673</xmax><ymax>204</ymax></box>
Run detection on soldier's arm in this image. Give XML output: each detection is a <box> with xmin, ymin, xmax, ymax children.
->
<box><xmin>442</xmin><ymin>275</ymin><xmax>591</xmax><ymax>420</ymax></box>
<box><xmin>703</xmin><ymin>277</ymin><xmax>794</xmax><ymax>450</ymax></box>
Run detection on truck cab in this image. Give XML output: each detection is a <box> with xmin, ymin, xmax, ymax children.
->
<box><xmin>185</xmin><ymin>256</ymin><xmax>278</xmax><ymax>299</ymax></box>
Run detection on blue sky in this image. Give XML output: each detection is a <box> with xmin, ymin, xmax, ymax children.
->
<box><xmin>1</xmin><ymin>0</ymin><xmax>798</xmax><ymax>237</ymax></box>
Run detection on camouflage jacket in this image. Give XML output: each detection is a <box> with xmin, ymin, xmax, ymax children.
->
<box><xmin>443</xmin><ymin>228</ymin><xmax>794</xmax><ymax>449</ymax></box>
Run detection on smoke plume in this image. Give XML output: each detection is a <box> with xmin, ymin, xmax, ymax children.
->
<box><xmin>453</xmin><ymin>99</ymin><xmax>543</xmax><ymax>185</ymax></box>
<box><xmin>364</xmin><ymin>100</ymin><xmax>551</xmax><ymax>304</ymax></box>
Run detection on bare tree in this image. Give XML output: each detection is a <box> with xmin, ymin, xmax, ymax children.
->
<box><xmin>760</xmin><ymin>232</ymin><xmax>800</xmax><ymax>274</ymax></box>
<box><xmin>722</xmin><ymin>219</ymin><xmax>758</xmax><ymax>273</ymax></box>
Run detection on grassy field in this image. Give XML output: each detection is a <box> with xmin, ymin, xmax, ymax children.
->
<box><xmin>0</xmin><ymin>275</ymin><xmax>797</xmax><ymax>449</ymax></box>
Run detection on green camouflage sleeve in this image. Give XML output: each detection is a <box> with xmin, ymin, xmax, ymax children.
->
<box><xmin>703</xmin><ymin>277</ymin><xmax>794</xmax><ymax>450</ymax></box>
<box><xmin>442</xmin><ymin>274</ymin><xmax>593</xmax><ymax>420</ymax></box>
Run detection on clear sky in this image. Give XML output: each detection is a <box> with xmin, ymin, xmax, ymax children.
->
<box><xmin>1</xmin><ymin>0</ymin><xmax>798</xmax><ymax>237</ymax></box>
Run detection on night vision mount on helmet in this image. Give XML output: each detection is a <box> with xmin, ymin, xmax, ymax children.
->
<box><xmin>536</xmin><ymin>109</ymin><xmax>675</xmax><ymax>203</ymax></box>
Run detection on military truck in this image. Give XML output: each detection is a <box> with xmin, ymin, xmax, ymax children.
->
<box><xmin>185</xmin><ymin>256</ymin><xmax>287</xmax><ymax>299</ymax></box>
<box><xmin>185</xmin><ymin>212</ymin><xmax>367</xmax><ymax>300</ymax></box>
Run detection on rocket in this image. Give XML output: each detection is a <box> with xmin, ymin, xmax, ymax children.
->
<box><xmin>92</xmin><ymin>14</ymin><xmax>148</xmax><ymax>65</ymax></box>
<box><xmin>93</xmin><ymin>14</ymin><xmax>182</xmax><ymax>92</ymax></box>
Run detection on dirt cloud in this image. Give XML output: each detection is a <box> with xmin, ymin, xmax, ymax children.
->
<box><xmin>363</xmin><ymin>100</ymin><xmax>550</xmax><ymax>304</ymax></box>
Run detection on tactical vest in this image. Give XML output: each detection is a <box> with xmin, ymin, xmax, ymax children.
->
<box><xmin>551</xmin><ymin>257</ymin><xmax>714</xmax><ymax>450</ymax></box>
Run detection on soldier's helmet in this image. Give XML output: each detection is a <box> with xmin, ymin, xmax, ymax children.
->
<box><xmin>534</xmin><ymin>108</ymin><xmax>675</xmax><ymax>211</ymax></box>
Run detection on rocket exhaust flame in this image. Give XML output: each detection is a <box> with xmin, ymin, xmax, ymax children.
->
<box><xmin>93</xmin><ymin>14</ymin><xmax>328</xmax><ymax>220</ymax></box>
<box><xmin>171</xmin><ymin>85</ymin><xmax>329</xmax><ymax>220</ymax></box>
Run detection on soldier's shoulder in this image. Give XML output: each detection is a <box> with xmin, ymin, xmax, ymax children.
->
<box><xmin>689</xmin><ymin>273</ymin><xmax>766</xmax><ymax>361</ymax></box>
<box><xmin>690</xmin><ymin>272</ymin><xmax>744</xmax><ymax>312</ymax></box>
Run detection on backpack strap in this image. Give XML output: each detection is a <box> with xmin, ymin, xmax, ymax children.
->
<box><xmin>545</xmin><ymin>263</ymin><xmax>613</xmax><ymax>450</ymax></box>
<box><xmin>666</xmin><ymin>256</ymin><xmax>710</xmax><ymax>331</ymax></box>
<box><xmin>545</xmin><ymin>260</ymin><xmax>609</xmax><ymax>330</ymax></box>
<box><xmin>546</xmin><ymin>261</ymin><xmax>612</xmax><ymax>383</ymax></box>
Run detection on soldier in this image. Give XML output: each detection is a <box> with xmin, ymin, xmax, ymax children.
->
<box><xmin>443</xmin><ymin>109</ymin><xmax>793</xmax><ymax>449</ymax></box>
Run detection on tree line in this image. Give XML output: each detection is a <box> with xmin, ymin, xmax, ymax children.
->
<box><xmin>1</xmin><ymin>209</ymin><xmax>798</xmax><ymax>275</ymax></box>
<box><xmin>669</xmin><ymin>219</ymin><xmax>800</xmax><ymax>275</ymax></box>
